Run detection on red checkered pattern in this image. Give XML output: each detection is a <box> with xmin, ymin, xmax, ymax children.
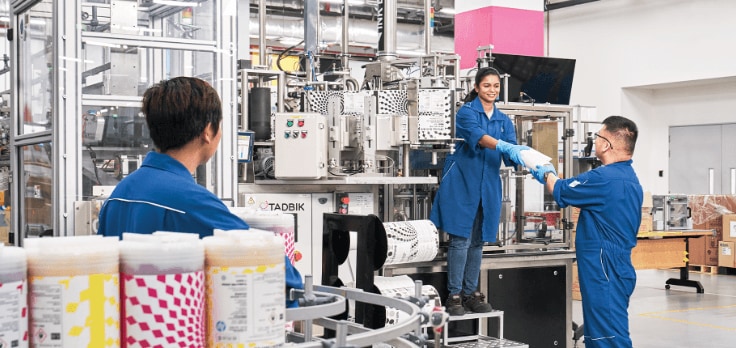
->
<box><xmin>121</xmin><ymin>271</ymin><xmax>204</xmax><ymax>348</ymax></box>
<box><xmin>273</xmin><ymin>226</ymin><xmax>295</xmax><ymax>264</ymax></box>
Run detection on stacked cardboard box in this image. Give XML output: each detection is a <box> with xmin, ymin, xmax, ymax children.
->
<box><xmin>639</xmin><ymin>192</ymin><xmax>653</xmax><ymax>232</ymax></box>
<box><xmin>688</xmin><ymin>195</ymin><xmax>736</xmax><ymax>266</ymax></box>
<box><xmin>571</xmin><ymin>263</ymin><xmax>581</xmax><ymax>301</ymax></box>
<box><xmin>719</xmin><ymin>241</ymin><xmax>735</xmax><ymax>268</ymax></box>
<box><xmin>718</xmin><ymin>215</ymin><xmax>736</xmax><ymax>267</ymax></box>
<box><xmin>0</xmin><ymin>208</ymin><xmax>9</xmax><ymax>245</ymax></box>
<box><xmin>532</xmin><ymin>121</ymin><xmax>559</xmax><ymax>173</ymax></box>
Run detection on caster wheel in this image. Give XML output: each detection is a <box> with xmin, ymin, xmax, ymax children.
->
<box><xmin>665</xmin><ymin>285</ymin><xmax>671</xmax><ymax>290</ymax></box>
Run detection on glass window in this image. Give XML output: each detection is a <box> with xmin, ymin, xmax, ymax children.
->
<box><xmin>80</xmin><ymin>0</ymin><xmax>217</xmax><ymax>41</ymax></box>
<box><xmin>81</xmin><ymin>42</ymin><xmax>216</xmax><ymax>96</ymax></box>
<box><xmin>21</xmin><ymin>142</ymin><xmax>52</xmax><ymax>237</ymax></box>
<box><xmin>17</xmin><ymin>0</ymin><xmax>54</xmax><ymax>135</ymax></box>
<box><xmin>81</xmin><ymin>103</ymin><xmax>152</xmax><ymax>198</ymax></box>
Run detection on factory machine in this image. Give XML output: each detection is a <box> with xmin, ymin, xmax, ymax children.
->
<box><xmin>6</xmin><ymin>0</ymin><xmax>582</xmax><ymax>346</ymax></box>
<box><xmin>236</xmin><ymin>2</ymin><xmax>578</xmax><ymax>346</ymax></box>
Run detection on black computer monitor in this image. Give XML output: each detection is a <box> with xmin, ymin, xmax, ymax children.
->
<box><xmin>490</xmin><ymin>53</ymin><xmax>576</xmax><ymax>105</ymax></box>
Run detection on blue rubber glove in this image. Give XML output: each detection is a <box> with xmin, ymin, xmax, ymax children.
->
<box><xmin>495</xmin><ymin>140</ymin><xmax>530</xmax><ymax>167</ymax></box>
<box><xmin>531</xmin><ymin>164</ymin><xmax>557</xmax><ymax>184</ymax></box>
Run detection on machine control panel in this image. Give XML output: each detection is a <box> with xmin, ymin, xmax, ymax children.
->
<box><xmin>274</xmin><ymin>113</ymin><xmax>328</xmax><ymax>179</ymax></box>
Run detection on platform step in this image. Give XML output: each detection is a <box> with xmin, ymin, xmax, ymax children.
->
<box><xmin>447</xmin><ymin>337</ymin><xmax>528</xmax><ymax>348</ymax></box>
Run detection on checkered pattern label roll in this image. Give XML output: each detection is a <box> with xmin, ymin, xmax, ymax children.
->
<box><xmin>121</xmin><ymin>272</ymin><xmax>205</xmax><ymax>348</ymax></box>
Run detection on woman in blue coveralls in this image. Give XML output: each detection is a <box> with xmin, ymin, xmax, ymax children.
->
<box><xmin>531</xmin><ymin>116</ymin><xmax>642</xmax><ymax>347</ymax></box>
<box><xmin>430</xmin><ymin>67</ymin><xmax>528</xmax><ymax>316</ymax></box>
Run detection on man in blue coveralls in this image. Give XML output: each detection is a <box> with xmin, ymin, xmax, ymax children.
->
<box><xmin>98</xmin><ymin>76</ymin><xmax>303</xmax><ymax>307</ymax></box>
<box><xmin>531</xmin><ymin>115</ymin><xmax>643</xmax><ymax>347</ymax></box>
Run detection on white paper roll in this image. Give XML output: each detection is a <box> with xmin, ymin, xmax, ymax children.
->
<box><xmin>383</xmin><ymin>220</ymin><xmax>439</xmax><ymax>265</ymax></box>
<box><xmin>373</xmin><ymin>275</ymin><xmax>440</xmax><ymax>326</ymax></box>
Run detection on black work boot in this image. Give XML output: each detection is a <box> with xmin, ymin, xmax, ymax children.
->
<box><xmin>445</xmin><ymin>294</ymin><xmax>465</xmax><ymax>316</ymax></box>
<box><xmin>463</xmin><ymin>291</ymin><xmax>492</xmax><ymax>313</ymax></box>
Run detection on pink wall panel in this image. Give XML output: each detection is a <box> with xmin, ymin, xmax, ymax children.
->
<box><xmin>455</xmin><ymin>6</ymin><xmax>545</xmax><ymax>69</ymax></box>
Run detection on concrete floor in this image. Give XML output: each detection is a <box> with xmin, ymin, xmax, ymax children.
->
<box><xmin>571</xmin><ymin>268</ymin><xmax>736</xmax><ymax>348</ymax></box>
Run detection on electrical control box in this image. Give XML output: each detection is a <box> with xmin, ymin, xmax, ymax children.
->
<box><xmin>274</xmin><ymin>113</ymin><xmax>328</xmax><ymax>179</ymax></box>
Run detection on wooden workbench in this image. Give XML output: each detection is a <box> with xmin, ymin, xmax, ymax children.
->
<box><xmin>634</xmin><ymin>230</ymin><xmax>714</xmax><ymax>293</ymax></box>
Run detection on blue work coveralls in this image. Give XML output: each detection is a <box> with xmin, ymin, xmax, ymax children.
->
<box><xmin>430</xmin><ymin>97</ymin><xmax>517</xmax><ymax>242</ymax></box>
<box><xmin>98</xmin><ymin>151</ymin><xmax>304</xmax><ymax>307</ymax></box>
<box><xmin>430</xmin><ymin>97</ymin><xmax>517</xmax><ymax>296</ymax></box>
<box><xmin>553</xmin><ymin>160</ymin><xmax>643</xmax><ymax>348</ymax></box>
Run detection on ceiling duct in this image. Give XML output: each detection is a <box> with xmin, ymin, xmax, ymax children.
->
<box><xmin>248</xmin><ymin>13</ymin><xmax>454</xmax><ymax>57</ymax></box>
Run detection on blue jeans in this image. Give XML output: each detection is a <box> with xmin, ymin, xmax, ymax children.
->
<box><xmin>447</xmin><ymin>206</ymin><xmax>484</xmax><ymax>296</ymax></box>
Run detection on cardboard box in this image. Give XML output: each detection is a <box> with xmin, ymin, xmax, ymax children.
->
<box><xmin>632</xmin><ymin>238</ymin><xmax>686</xmax><ymax>269</ymax></box>
<box><xmin>0</xmin><ymin>226</ymin><xmax>8</xmax><ymax>245</ymax></box>
<box><xmin>689</xmin><ymin>195</ymin><xmax>736</xmax><ymax>239</ymax></box>
<box><xmin>571</xmin><ymin>207</ymin><xmax>580</xmax><ymax>224</ymax></box>
<box><xmin>0</xmin><ymin>209</ymin><xmax>9</xmax><ymax>245</ymax></box>
<box><xmin>532</xmin><ymin>121</ymin><xmax>559</xmax><ymax>172</ymax></box>
<box><xmin>642</xmin><ymin>191</ymin><xmax>653</xmax><ymax>215</ymax></box>
<box><xmin>691</xmin><ymin>214</ymin><xmax>724</xmax><ymax>240</ymax></box>
<box><xmin>688</xmin><ymin>236</ymin><xmax>719</xmax><ymax>266</ymax></box>
<box><xmin>639</xmin><ymin>215</ymin><xmax>653</xmax><ymax>233</ymax></box>
<box><xmin>723</xmin><ymin>214</ymin><xmax>736</xmax><ymax>243</ymax></box>
<box><xmin>571</xmin><ymin>263</ymin><xmax>581</xmax><ymax>301</ymax></box>
<box><xmin>718</xmin><ymin>241</ymin><xmax>735</xmax><ymax>268</ymax></box>
<box><xmin>571</xmin><ymin>230</ymin><xmax>576</xmax><ymax>249</ymax></box>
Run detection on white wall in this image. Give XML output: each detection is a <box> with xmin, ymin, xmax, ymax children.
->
<box><xmin>546</xmin><ymin>0</ymin><xmax>736</xmax><ymax>194</ymax></box>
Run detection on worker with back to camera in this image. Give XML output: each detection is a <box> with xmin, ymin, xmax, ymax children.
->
<box><xmin>430</xmin><ymin>67</ymin><xmax>529</xmax><ymax>316</ymax></box>
<box><xmin>97</xmin><ymin>76</ymin><xmax>303</xmax><ymax>307</ymax></box>
<box><xmin>531</xmin><ymin>115</ymin><xmax>642</xmax><ymax>347</ymax></box>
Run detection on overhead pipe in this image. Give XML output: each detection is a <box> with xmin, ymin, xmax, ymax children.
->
<box><xmin>424</xmin><ymin>0</ymin><xmax>432</xmax><ymax>55</ymax></box>
<box><xmin>341</xmin><ymin>0</ymin><xmax>350</xmax><ymax>70</ymax></box>
<box><xmin>377</xmin><ymin>0</ymin><xmax>397</xmax><ymax>61</ymax></box>
<box><xmin>304</xmin><ymin>0</ymin><xmax>319</xmax><ymax>82</ymax></box>
<box><xmin>247</xmin><ymin>14</ymin><xmax>454</xmax><ymax>54</ymax></box>
<box><xmin>258</xmin><ymin>0</ymin><xmax>267</xmax><ymax>66</ymax></box>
